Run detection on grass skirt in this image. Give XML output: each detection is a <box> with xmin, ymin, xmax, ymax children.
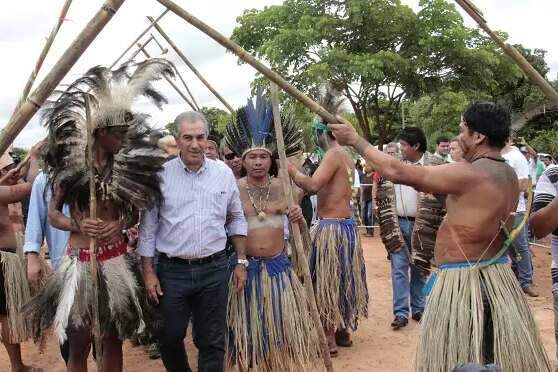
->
<box><xmin>310</xmin><ymin>219</ymin><xmax>368</xmax><ymax>331</ymax></box>
<box><xmin>227</xmin><ymin>252</ymin><xmax>321</xmax><ymax>371</ymax></box>
<box><xmin>23</xmin><ymin>249</ymin><xmax>148</xmax><ymax>344</ymax></box>
<box><xmin>0</xmin><ymin>250</ymin><xmax>31</xmax><ymax>343</ymax></box>
<box><xmin>416</xmin><ymin>260</ymin><xmax>551</xmax><ymax>372</ymax></box>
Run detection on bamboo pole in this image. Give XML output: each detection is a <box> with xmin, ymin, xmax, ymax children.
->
<box><xmin>270</xmin><ymin>83</ymin><xmax>334</xmax><ymax>372</ymax></box>
<box><xmin>109</xmin><ymin>9</ymin><xmax>169</xmax><ymax>69</ymax></box>
<box><xmin>11</xmin><ymin>0</ymin><xmax>73</xmax><ymax>116</ymax></box>
<box><xmin>151</xmin><ymin>33</ymin><xmax>201</xmax><ymax>111</ymax></box>
<box><xmin>148</xmin><ymin>33</ymin><xmax>201</xmax><ymax>112</ymax></box>
<box><xmin>124</xmin><ymin>35</ymin><xmax>155</xmax><ymax>64</ymax></box>
<box><xmin>147</xmin><ymin>15</ymin><xmax>234</xmax><ymax>113</ymax></box>
<box><xmin>455</xmin><ymin>0</ymin><xmax>558</xmax><ymax>105</ymax></box>
<box><xmin>152</xmin><ymin>2</ymin><xmax>336</xmax><ymax>121</ymax></box>
<box><xmin>0</xmin><ymin>0</ymin><xmax>127</xmax><ymax>156</ymax></box>
<box><xmin>85</xmin><ymin>95</ymin><xmax>103</xmax><ymax>371</ymax></box>
<box><xmin>137</xmin><ymin>44</ymin><xmax>196</xmax><ymax>110</ymax></box>
<box><xmin>174</xmin><ymin>65</ymin><xmax>201</xmax><ymax>112</ymax></box>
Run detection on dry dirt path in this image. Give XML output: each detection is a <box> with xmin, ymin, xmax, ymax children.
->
<box><xmin>2</xmin><ymin>235</ymin><xmax>556</xmax><ymax>371</ymax></box>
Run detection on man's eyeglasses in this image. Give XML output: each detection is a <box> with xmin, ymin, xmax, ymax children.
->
<box><xmin>224</xmin><ymin>153</ymin><xmax>238</xmax><ymax>160</ymax></box>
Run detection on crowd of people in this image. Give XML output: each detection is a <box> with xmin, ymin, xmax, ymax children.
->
<box><xmin>0</xmin><ymin>58</ymin><xmax>557</xmax><ymax>372</ymax></box>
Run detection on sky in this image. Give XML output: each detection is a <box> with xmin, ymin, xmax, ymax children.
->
<box><xmin>1</xmin><ymin>0</ymin><xmax>557</xmax><ymax>149</ymax></box>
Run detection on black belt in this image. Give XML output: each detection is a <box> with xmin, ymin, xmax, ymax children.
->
<box><xmin>398</xmin><ymin>216</ymin><xmax>415</xmax><ymax>221</ymax></box>
<box><xmin>161</xmin><ymin>250</ymin><xmax>226</xmax><ymax>265</ymax></box>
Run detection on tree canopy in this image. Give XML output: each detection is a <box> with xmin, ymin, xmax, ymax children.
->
<box><xmin>232</xmin><ymin>0</ymin><xmax>552</xmax><ymax>148</ymax></box>
<box><xmin>232</xmin><ymin>0</ymin><xmax>536</xmax><ymax>143</ymax></box>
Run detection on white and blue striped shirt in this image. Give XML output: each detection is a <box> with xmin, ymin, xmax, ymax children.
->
<box><xmin>23</xmin><ymin>172</ymin><xmax>70</xmax><ymax>270</ymax></box>
<box><xmin>138</xmin><ymin>156</ymin><xmax>247</xmax><ymax>259</ymax></box>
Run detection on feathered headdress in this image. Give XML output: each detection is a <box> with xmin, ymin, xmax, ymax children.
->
<box><xmin>224</xmin><ymin>90</ymin><xmax>303</xmax><ymax>159</ymax></box>
<box><xmin>42</xmin><ymin>58</ymin><xmax>175</xmax><ymax>217</ymax></box>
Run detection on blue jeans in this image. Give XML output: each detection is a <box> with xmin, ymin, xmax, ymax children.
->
<box><xmin>157</xmin><ymin>253</ymin><xmax>229</xmax><ymax>372</ymax></box>
<box><xmin>510</xmin><ymin>212</ymin><xmax>533</xmax><ymax>289</ymax></box>
<box><xmin>390</xmin><ymin>218</ymin><xmax>426</xmax><ymax>318</ymax></box>
<box><xmin>361</xmin><ymin>200</ymin><xmax>374</xmax><ymax>235</ymax></box>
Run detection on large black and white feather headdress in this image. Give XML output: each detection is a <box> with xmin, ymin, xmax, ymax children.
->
<box><xmin>224</xmin><ymin>90</ymin><xmax>303</xmax><ymax>159</ymax></box>
<box><xmin>43</xmin><ymin>58</ymin><xmax>175</xmax><ymax>214</ymax></box>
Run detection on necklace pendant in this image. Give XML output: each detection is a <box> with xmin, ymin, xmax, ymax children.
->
<box><xmin>258</xmin><ymin>211</ymin><xmax>266</xmax><ymax>221</ymax></box>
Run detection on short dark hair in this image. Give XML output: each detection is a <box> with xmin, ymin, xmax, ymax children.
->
<box><xmin>544</xmin><ymin>155</ymin><xmax>553</xmax><ymax>161</ymax></box>
<box><xmin>399</xmin><ymin>127</ymin><xmax>427</xmax><ymax>153</ymax></box>
<box><xmin>436</xmin><ymin>136</ymin><xmax>450</xmax><ymax>145</ymax></box>
<box><xmin>463</xmin><ymin>102</ymin><xmax>510</xmax><ymax>149</ymax></box>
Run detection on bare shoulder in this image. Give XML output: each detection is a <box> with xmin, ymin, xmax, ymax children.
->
<box><xmin>428</xmin><ymin>160</ymin><xmax>476</xmax><ymax>175</ymax></box>
<box><xmin>325</xmin><ymin>146</ymin><xmax>352</xmax><ymax>168</ymax></box>
<box><xmin>270</xmin><ymin>177</ymin><xmax>285</xmax><ymax>197</ymax></box>
<box><xmin>237</xmin><ymin>177</ymin><xmax>247</xmax><ymax>189</ymax></box>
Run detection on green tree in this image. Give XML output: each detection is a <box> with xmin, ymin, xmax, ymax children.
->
<box><xmin>407</xmin><ymin>90</ymin><xmax>469</xmax><ymax>149</ymax></box>
<box><xmin>517</xmin><ymin>109</ymin><xmax>558</xmax><ymax>156</ymax></box>
<box><xmin>163</xmin><ymin>122</ymin><xmax>176</xmax><ymax>136</ymax></box>
<box><xmin>200</xmin><ymin>106</ymin><xmax>232</xmax><ymax>133</ymax></box>
<box><xmin>232</xmin><ymin>0</ymin><xmax>525</xmax><ymax>145</ymax></box>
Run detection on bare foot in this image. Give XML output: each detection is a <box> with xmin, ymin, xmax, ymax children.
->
<box><xmin>335</xmin><ymin>328</ymin><xmax>353</xmax><ymax>347</ymax></box>
<box><xmin>327</xmin><ymin>331</ymin><xmax>338</xmax><ymax>357</ymax></box>
<box><xmin>18</xmin><ymin>366</ymin><xmax>43</xmax><ymax>372</ymax></box>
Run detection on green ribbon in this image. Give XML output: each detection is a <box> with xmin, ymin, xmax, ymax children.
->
<box><xmin>480</xmin><ymin>180</ymin><xmax>533</xmax><ymax>268</ymax></box>
<box><xmin>312</xmin><ymin>121</ymin><xmax>329</xmax><ymax>161</ymax></box>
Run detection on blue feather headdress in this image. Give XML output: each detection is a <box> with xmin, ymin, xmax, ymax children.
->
<box><xmin>224</xmin><ymin>90</ymin><xmax>303</xmax><ymax>159</ymax></box>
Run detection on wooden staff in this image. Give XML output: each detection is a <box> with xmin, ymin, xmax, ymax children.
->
<box><xmin>84</xmin><ymin>95</ymin><xmax>103</xmax><ymax>371</ymax></box>
<box><xmin>147</xmin><ymin>33</ymin><xmax>201</xmax><ymax>112</ymax></box>
<box><xmin>455</xmin><ymin>0</ymin><xmax>558</xmax><ymax>105</ymax></box>
<box><xmin>0</xmin><ymin>0</ymin><xmax>126</xmax><ymax>156</ymax></box>
<box><xmin>153</xmin><ymin>1</ymin><xmax>337</xmax><ymax>122</ymax></box>
<box><xmin>270</xmin><ymin>83</ymin><xmax>334</xmax><ymax>372</ymax></box>
<box><xmin>11</xmin><ymin>0</ymin><xmax>73</xmax><ymax>116</ymax></box>
<box><xmin>137</xmin><ymin>44</ymin><xmax>197</xmax><ymax>110</ymax></box>
<box><xmin>109</xmin><ymin>9</ymin><xmax>169</xmax><ymax>69</ymax></box>
<box><xmin>151</xmin><ymin>33</ymin><xmax>201</xmax><ymax>111</ymax></box>
<box><xmin>174</xmin><ymin>65</ymin><xmax>201</xmax><ymax>112</ymax></box>
<box><xmin>124</xmin><ymin>35</ymin><xmax>155</xmax><ymax>63</ymax></box>
<box><xmin>147</xmin><ymin>15</ymin><xmax>235</xmax><ymax>114</ymax></box>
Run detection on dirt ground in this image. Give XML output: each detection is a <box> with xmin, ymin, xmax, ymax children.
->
<box><xmin>2</xmin><ymin>234</ymin><xmax>556</xmax><ymax>371</ymax></box>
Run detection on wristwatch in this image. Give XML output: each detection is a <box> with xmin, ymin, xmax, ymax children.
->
<box><xmin>237</xmin><ymin>258</ymin><xmax>249</xmax><ymax>268</ymax></box>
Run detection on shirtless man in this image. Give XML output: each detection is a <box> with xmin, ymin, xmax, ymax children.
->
<box><xmin>329</xmin><ymin>102</ymin><xmax>551</xmax><ymax>371</ymax></box>
<box><xmin>227</xmin><ymin>148</ymin><xmax>321</xmax><ymax>370</ymax></box>
<box><xmin>288</xmin><ymin>123</ymin><xmax>368</xmax><ymax>356</ymax></box>
<box><xmin>40</xmin><ymin>126</ymin><xmax>137</xmax><ymax>372</ymax></box>
<box><xmin>0</xmin><ymin>147</ymin><xmax>41</xmax><ymax>372</ymax></box>
<box><xmin>24</xmin><ymin>60</ymin><xmax>170</xmax><ymax>372</ymax></box>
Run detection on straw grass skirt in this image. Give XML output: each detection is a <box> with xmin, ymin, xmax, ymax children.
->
<box><xmin>227</xmin><ymin>252</ymin><xmax>321</xmax><ymax>371</ymax></box>
<box><xmin>23</xmin><ymin>242</ymin><xmax>148</xmax><ymax>344</ymax></box>
<box><xmin>310</xmin><ymin>218</ymin><xmax>368</xmax><ymax>331</ymax></box>
<box><xmin>416</xmin><ymin>259</ymin><xmax>551</xmax><ymax>372</ymax></box>
<box><xmin>0</xmin><ymin>250</ymin><xmax>31</xmax><ymax>343</ymax></box>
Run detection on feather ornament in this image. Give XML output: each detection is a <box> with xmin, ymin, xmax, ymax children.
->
<box><xmin>224</xmin><ymin>90</ymin><xmax>303</xmax><ymax>159</ymax></box>
<box><xmin>42</xmin><ymin>59</ymin><xmax>173</xmax><ymax>216</ymax></box>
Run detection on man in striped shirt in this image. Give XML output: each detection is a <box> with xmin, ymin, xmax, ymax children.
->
<box><xmin>531</xmin><ymin>164</ymin><xmax>558</xmax><ymax>360</ymax></box>
<box><xmin>138</xmin><ymin>111</ymin><xmax>248</xmax><ymax>372</ymax></box>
